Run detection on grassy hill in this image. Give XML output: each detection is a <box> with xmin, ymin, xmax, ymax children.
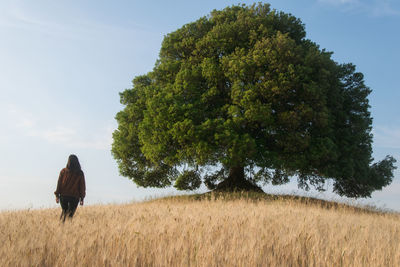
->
<box><xmin>1</xmin><ymin>193</ymin><xmax>399</xmax><ymax>266</ymax></box>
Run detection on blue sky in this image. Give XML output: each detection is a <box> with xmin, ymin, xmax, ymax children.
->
<box><xmin>0</xmin><ymin>0</ymin><xmax>399</xmax><ymax>211</ymax></box>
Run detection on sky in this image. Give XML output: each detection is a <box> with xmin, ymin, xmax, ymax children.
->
<box><xmin>0</xmin><ymin>0</ymin><xmax>399</xmax><ymax>211</ymax></box>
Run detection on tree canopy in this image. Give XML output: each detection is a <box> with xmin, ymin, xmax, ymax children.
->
<box><xmin>112</xmin><ymin>3</ymin><xmax>396</xmax><ymax>198</ymax></box>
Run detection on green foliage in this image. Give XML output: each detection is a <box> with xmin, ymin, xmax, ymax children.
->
<box><xmin>112</xmin><ymin>3</ymin><xmax>396</xmax><ymax>197</ymax></box>
<box><xmin>174</xmin><ymin>170</ymin><xmax>202</xmax><ymax>190</ymax></box>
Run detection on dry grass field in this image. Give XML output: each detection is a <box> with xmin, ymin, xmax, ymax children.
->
<box><xmin>1</xmin><ymin>193</ymin><xmax>399</xmax><ymax>266</ymax></box>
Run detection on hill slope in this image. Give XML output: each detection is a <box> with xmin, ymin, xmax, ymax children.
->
<box><xmin>1</xmin><ymin>194</ymin><xmax>399</xmax><ymax>266</ymax></box>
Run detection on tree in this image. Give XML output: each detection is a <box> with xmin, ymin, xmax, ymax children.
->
<box><xmin>112</xmin><ymin>3</ymin><xmax>396</xmax><ymax>198</ymax></box>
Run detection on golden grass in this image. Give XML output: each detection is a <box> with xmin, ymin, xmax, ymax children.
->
<box><xmin>1</xmin><ymin>194</ymin><xmax>399</xmax><ymax>266</ymax></box>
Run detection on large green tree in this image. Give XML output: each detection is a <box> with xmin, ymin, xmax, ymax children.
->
<box><xmin>112</xmin><ymin>3</ymin><xmax>396</xmax><ymax>198</ymax></box>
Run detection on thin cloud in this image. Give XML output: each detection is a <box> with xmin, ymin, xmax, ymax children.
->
<box><xmin>34</xmin><ymin>127</ymin><xmax>77</xmax><ymax>143</ymax></box>
<box><xmin>0</xmin><ymin>1</ymin><xmax>157</xmax><ymax>42</ymax></box>
<box><xmin>318</xmin><ymin>0</ymin><xmax>359</xmax><ymax>5</ymax></box>
<box><xmin>371</xmin><ymin>1</ymin><xmax>400</xmax><ymax>16</ymax></box>
<box><xmin>7</xmin><ymin>105</ymin><xmax>113</xmax><ymax>150</ymax></box>
<box><xmin>317</xmin><ymin>0</ymin><xmax>400</xmax><ymax>17</ymax></box>
<box><xmin>0</xmin><ymin>2</ymin><xmax>67</xmax><ymax>36</ymax></box>
<box><xmin>373</xmin><ymin>126</ymin><xmax>400</xmax><ymax>149</ymax></box>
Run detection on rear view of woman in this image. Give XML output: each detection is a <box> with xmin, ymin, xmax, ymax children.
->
<box><xmin>54</xmin><ymin>154</ymin><xmax>86</xmax><ymax>222</ymax></box>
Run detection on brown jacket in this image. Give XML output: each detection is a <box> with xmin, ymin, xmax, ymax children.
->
<box><xmin>54</xmin><ymin>168</ymin><xmax>86</xmax><ymax>200</ymax></box>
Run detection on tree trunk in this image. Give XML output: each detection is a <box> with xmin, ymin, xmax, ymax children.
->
<box><xmin>228</xmin><ymin>166</ymin><xmax>245</xmax><ymax>183</ymax></box>
<box><xmin>214</xmin><ymin>166</ymin><xmax>263</xmax><ymax>192</ymax></box>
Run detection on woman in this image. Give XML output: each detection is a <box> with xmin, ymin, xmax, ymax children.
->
<box><xmin>54</xmin><ymin>154</ymin><xmax>86</xmax><ymax>222</ymax></box>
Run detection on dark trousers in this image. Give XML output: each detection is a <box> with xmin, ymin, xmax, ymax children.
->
<box><xmin>59</xmin><ymin>195</ymin><xmax>79</xmax><ymax>222</ymax></box>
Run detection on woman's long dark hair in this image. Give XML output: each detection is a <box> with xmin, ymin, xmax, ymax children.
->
<box><xmin>66</xmin><ymin>154</ymin><xmax>81</xmax><ymax>172</ymax></box>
